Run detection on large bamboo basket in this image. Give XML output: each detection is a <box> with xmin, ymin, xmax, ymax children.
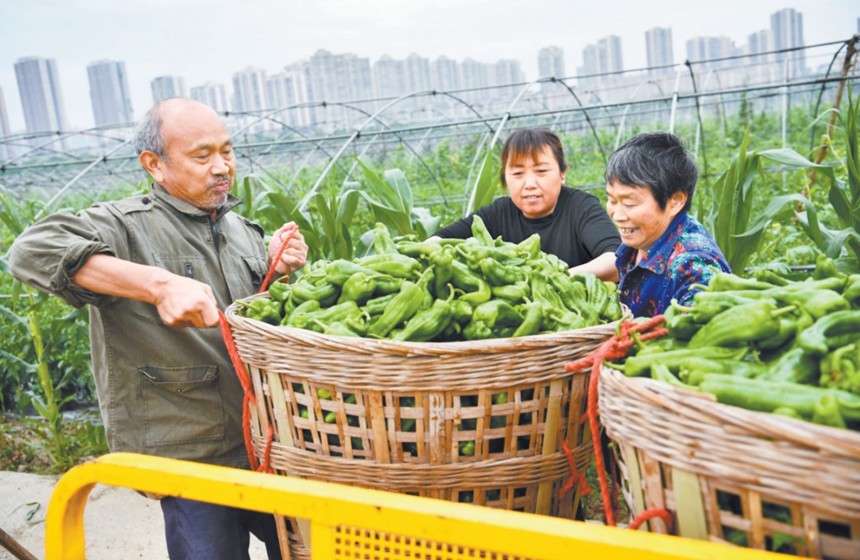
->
<box><xmin>226</xmin><ymin>294</ymin><xmax>619</xmax><ymax>558</ymax></box>
<box><xmin>598</xmin><ymin>364</ymin><xmax>860</xmax><ymax>559</ymax></box>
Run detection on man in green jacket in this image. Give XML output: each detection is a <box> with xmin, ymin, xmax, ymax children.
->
<box><xmin>9</xmin><ymin>98</ymin><xmax>308</xmax><ymax>559</ymax></box>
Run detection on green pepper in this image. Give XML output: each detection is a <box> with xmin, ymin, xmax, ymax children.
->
<box><xmin>356</xmin><ymin>253</ymin><xmax>422</xmax><ymax>279</ymax></box>
<box><xmin>812</xmin><ymin>393</ymin><xmax>847</xmax><ymax>429</ymax></box>
<box><xmin>462</xmin><ymin>320</ymin><xmax>494</xmax><ymax>340</ymax></box>
<box><xmin>842</xmin><ymin>274</ymin><xmax>860</xmax><ymax>303</ymax></box>
<box><xmin>705</xmin><ymin>272</ymin><xmax>776</xmax><ymax>292</ymax></box>
<box><xmin>491</xmin><ymin>281</ymin><xmax>529</xmax><ymax>304</ymax></box>
<box><xmin>768</xmin><ymin>288</ymin><xmax>848</xmax><ymax>320</ymax></box>
<box><xmin>759</xmin><ymin>347</ymin><xmax>820</xmax><ymax>384</ymax></box>
<box><xmin>450</xmin><ymin>298</ymin><xmax>474</xmax><ymax>325</ymax></box>
<box><xmin>323</xmin><ymin>259</ymin><xmax>376</xmax><ymax>286</ymax></box>
<box><xmin>688</xmin><ymin>299</ymin><xmax>788</xmax><ymax>349</ymax></box>
<box><xmin>813</xmin><ymin>253</ymin><xmax>844</xmax><ymax>281</ymax></box>
<box><xmin>242</xmin><ymin>298</ymin><xmax>282</xmax><ymax>325</ymax></box>
<box><xmin>513</xmin><ymin>301</ymin><xmax>545</xmax><ymax>337</ymax></box>
<box><xmin>363</xmin><ymin>293</ymin><xmax>397</xmax><ymax>316</ymax></box>
<box><xmin>515</xmin><ymin>234</ymin><xmax>542</xmax><ymax>260</ymax></box>
<box><xmin>367</xmin><ymin>280</ymin><xmax>424</xmax><ymax>338</ymax></box>
<box><xmin>678</xmin><ymin>357</ymin><xmax>767</xmax><ymax>381</ymax></box>
<box><xmin>294</xmin><ymin>301</ymin><xmax>361</xmax><ymax>332</ymax></box>
<box><xmin>472</xmin><ymin>299</ymin><xmax>523</xmax><ymax>329</ymax></box>
<box><xmin>470</xmin><ymin>214</ymin><xmax>495</xmax><ymax>246</ymax></box>
<box><xmin>798</xmin><ymin>310</ymin><xmax>860</xmax><ymax>356</ymax></box>
<box><xmin>651</xmin><ymin>363</ymin><xmax>691</xmax><ymax>388</ymax></box>
<box><xmin>337</xmin><ymin>272</ymin><xmax>377</xmax><ymax>305</ymax></box>
<box><xmin>372</xmin><ymin>223</ymin><xmax>398</xmax><ymax>255</ymax></box>
<box><xmin>268</xmin><ymin>280</ymin><xmax>291</xmax><ymax>303</ymax></box>
<box><xmin>623</xmin><ymin>346</ymin><xmax>747</xmax><ymax>378</ymax></box>
<box><xmin>529</xmin><ymin>271</ymin><xmax>566</xmax><ymax>311</ymax></box>
<box><xmin>549</xmin><ymin>272</ymin><xmax>592</xmax><ymax>316</ymax></box>
<box><xmin>392</xmin><ymin>297</ymin><xmax>454</xmax><ymax>342</ymax></box>
<box><xmin>572</xmin><ymin>272</ymin><xmax>611</xmax><ymax>315</ymax></box>
<box><xmin>286</xmin><ymin>300</ymin><xmax>321</xmax><ymax>326</ymax></box>
<box><xmin>395</xmin><ymin>240</ymin><xmax>442</xmax><ymax>258</ymax></box>
<box><xmin>543</xmin><ymin>306</ymin><xmax>586</xmax><ymax>331</ymax></box>
<box><xmin>690</xmin><ymin>292</ymin><xmax>759</xmax><ymax>323</ymax></box>
<box><xmin>664</xmin><ymin>301</ymin><xmax>701</xmax><ymax>340</ymax></box>
<box><xmin>291</xmin><ymin>279</ymin><xmax>340</xmax><ymax>307</ymax></box>
<box><xmin>320</xmin><ymin>320</ymin><xmax>362</xmax><ymax>337</ymax></box>
<box><xmin>429</xmin><ymin>247</ymin><xmax>454</xmax><ymax>299</ymax></box>
<box><xmin>819</xmin><ymin>343</ymin><xmax>860</xmax><ymax>394</ymax></box>
<box><xmin>696</xmin><ymin>373</ymin><xmax>860</xmax><ymax>421</ymax></box>
<box><xmin>479</xmin><ymin>257</ymin><xmax>525</xmax><ymax>286</ymax></box>
<box><xmin>450</xmin><ymin>260</ymin><xmax>492</xmax><ymax>305</ymax></box>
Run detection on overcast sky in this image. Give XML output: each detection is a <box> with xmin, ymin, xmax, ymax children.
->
<box><xmin>1</xmin><ymin>0</ymin><xmax>857</xmax><ymax>131</ymax></box>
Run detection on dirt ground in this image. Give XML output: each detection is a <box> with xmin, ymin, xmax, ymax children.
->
<box><xmin>0</xmin><ymin>470</ymin><xmax>268</xmax><ymax>560</ymax></box>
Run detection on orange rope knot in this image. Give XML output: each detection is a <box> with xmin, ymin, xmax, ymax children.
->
<box><xmin>562</xmin><ymin>315</ymin><xmax>667</xmax><ymax>528</ymax></box>
<box><xmin>558</xmin><ymin>440</ymin><xmax>590</xmax><ymax>501</ymax></box>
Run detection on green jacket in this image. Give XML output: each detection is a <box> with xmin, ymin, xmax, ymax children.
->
<box><xmin>8</xmin><ymin>184</ymin><xmax>269</xmax><ymax>468</ymax></box>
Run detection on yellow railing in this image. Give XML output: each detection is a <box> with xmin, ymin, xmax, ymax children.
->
<box><xmin>46</xmin><ymin>452</ymin><xmax>788</xmax><ymax>560</ymax></box>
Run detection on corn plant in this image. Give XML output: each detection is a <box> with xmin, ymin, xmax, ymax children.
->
<box><xmin>738</xmin><ymin>90</ymin><xmax>860</xmax><ymax>273</ymax></box>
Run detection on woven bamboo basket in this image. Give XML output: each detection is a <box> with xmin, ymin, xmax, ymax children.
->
<box><xmin>598</xmin><ymin>364</ymin><xmax>860</xmax><ymax>559</ymax></box>
<box><xmin>226</xmin><ymin>293</ymin><xmax>618</xmax><ymax>557</ymax></box>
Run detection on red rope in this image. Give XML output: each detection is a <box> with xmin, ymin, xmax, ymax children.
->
<box><xmin>628</xmin><ymin>508</ymin><xmax>674</xmax><ymax>531</ymax></box>
<box><xmin>558</xmin><ymin>440</ymin><xmax>590</xmax><ymax>500</ymax></box>
<box><xmin>563</xmin><ymin>315</ymin><xmax>670</xmax><ymax>529</ymax></box>
<box><xmin>218</xmin><ymin>227</ymin><xmax>297</xmax><ymax>472</ymax></box>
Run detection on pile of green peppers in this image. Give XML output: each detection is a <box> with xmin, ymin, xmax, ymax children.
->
<box><xmin>618</xmin><ymin>255</ymin><xmax>860</xmax><ymax>430</ymax></box>
<box><xmin>238</xmin><ymin>217</ymin><xmax>623</xmax><ymax>342</ymax></box>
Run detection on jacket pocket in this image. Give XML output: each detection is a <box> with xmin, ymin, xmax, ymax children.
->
<box><xmin>138</xmin><ymin>364</ymin><xmax>225</xmax><ymax>446</ymax></box>
<box><xmin>243</xmin><ymin>254</ymin><xmax>269</xmax><ymax>292</ymax></box>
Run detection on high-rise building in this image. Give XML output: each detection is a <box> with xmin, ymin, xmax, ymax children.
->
<box><xmin>0</xmin><ymin>86</ymin><xmax>13</xmax><ymax>160</ymax></box>
<box><xmin>232</xmin><ymin>67</ymin><xmax>267</xmax><ymax>113</ymax></box>
<box><xmin>87</xmin><ymin>60</ymin><xmax>134</xmax><ymax>127</ymax></box>
<box><xmin>151</xmin><ymin>75</ymin><xmax>186</xmax><ymax>103</ymax></box>
<box><xmin>598</xmin><ymin>36</ymin><xmax>624</xmax><ymax>74</ymax></box>
<box><xmin>430</xmin><ymin>56</ymin><xmax>460</xmax><ymax>91</ymax></box>
<box><xmin>373</xmin><ymin>55</ymin><xmax>408</xmax><ymax>98</ymax></box>
<box><xmin>405</xmin><ymin>54</ymin><xmax>432</xmax><ymax>93</ymax></box>
<box><xmin>265</xmin><ymin>70</ymin><xmax>310</xmax><ymax>127</ymax></box>
<box><xmin>14</xmin><ymin>56</ymin><xmax>69</xmax><ymax>134</ymax></box>
<box><xmin>494</xmin><ymin>59</ymin><xmax>525</xmax><ymax>100</ymax></box>
<box><xmin>645</xmin><ymin>27</ymin><xmax>674</xmax><ymax>71</ymax></box>
<box><xmin>686</xmin><ymin>36</ymin><xmax>737</xmax><ymax>70</ymax></box>
<box><xmin>538</xmin><ymin>46</ymin><xmax>565</xmax><ymax>79</ymax></box>
<box><xmin>770</xmin><ymin>8</ymin><xmax>806</xmax><ymax>77</ymax></box>
<box><xmin>577</xmin><ymin>36</ymin><xmax>623</xmax><ymax>87</ymax></box>
<box><xmin>190</xmin><ymin>82</ymin><xmax>229</xmax><ymax>113</ymax></box>
<box><xmin>307</xmin><ymin>50</ymin><xmax>373</xmax><ymax>127</ymax></box>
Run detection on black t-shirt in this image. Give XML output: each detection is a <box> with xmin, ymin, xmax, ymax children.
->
<box><xmin>434</xmin><ymin>187</ymin><xmax>620</xmax><ymax>267</ymax></box>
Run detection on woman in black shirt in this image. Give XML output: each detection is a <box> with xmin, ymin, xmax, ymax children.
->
<box><xmin>434</xmin><ymin>128</ymin><xmax>620</xmax><ymax>280</ymax></box>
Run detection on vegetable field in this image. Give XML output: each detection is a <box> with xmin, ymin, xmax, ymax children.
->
<box><xmin>0</xmin><ymin>39</ymin><xmax>858</xmax><ymax>476</ymax></box>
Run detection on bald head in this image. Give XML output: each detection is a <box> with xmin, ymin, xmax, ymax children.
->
<box><xmin>132</xmin><ymin>98</ymin><xmax>225</xmax><ymax>162</ymax></box>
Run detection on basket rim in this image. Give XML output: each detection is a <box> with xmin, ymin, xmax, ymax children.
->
<box><xmin>599</xmin><ymin>363</ymin><xmax>860</xmax><ymax>458</ymax></box>
<box><xmin>225</xmin><ymin>293</ymin><xmax>625</xmax><ymax>355</ymax></box>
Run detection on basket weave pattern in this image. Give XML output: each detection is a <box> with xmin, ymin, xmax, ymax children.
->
<box><xmin>226</xmin><ymin>296</ymin><xmax>617</xmax><ymax>515</ymax></box>
<box><xmin>599</xmin><ymin>364</ymin><xmax>860</xmax><ymax>559</ymax></box>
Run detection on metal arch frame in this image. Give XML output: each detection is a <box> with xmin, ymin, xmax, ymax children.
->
<box><xmin>35</xmin><ymin>138</ymin><xmax>135</xmax><ymax>220</ymax></box>
<box><xmin>614</xmin><ymin>78</ymin><xmax>669</xmax><ymax>150</ymax></box>
<box><xmin>693</xmin><ymin>68</ymin><xmax>728</xmax><ymax>159</ymax></box>
<box><xmin>296</xmin><ymin>89</ymin><xmax>493</xmax><ymax>213</ymax></box>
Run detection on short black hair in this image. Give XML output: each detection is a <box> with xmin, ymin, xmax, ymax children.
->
<box><xmin>500</xmin><ymin>128</ymin><xmax>568</xmax><ymax>186</ymax></box>
<box><xmin>604</xmin><ymin>132</ymin><xmax>697</xmax><ymax>212</ymax></box>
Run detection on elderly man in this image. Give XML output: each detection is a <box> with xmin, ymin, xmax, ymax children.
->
<box><xmin>9</xmin><ymin>98</ymin><xmax>307</xmax><ymax>559</ymax></box>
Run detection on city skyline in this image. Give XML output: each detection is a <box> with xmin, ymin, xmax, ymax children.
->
<box><xmin>1</xmin><ymin>1</ymin><xmax>856</xmax><ymax>133</ymax></box>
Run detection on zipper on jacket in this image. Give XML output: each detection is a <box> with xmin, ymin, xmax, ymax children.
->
<box><xmin>209</xmin><ymin>218</ymin><xmax>220</xmax><ymax>253</ymax></box>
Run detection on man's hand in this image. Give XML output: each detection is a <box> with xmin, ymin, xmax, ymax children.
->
<box><xmin>269</xmin><ymin>222</ymin><xmax>308</xmax><ymax>277</ymax></box>
<box><xmin>151</xmin><ymin>273</ymin><xmax>220</xmax><ymax>328</ymax></box>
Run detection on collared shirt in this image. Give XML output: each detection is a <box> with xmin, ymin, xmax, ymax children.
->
<box><xmin>616</xmin><ymin>212</ymin><xmax>730</xmax><ymax>317</ymax></box>
<box><xmin>8</xmin><ymin>184</ymin><xmax>269</xmax><ymax>468</ymax></box>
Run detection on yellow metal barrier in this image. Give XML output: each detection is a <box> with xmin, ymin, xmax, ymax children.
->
<box><xmin>46</xmin><ymin>452</ymin><xmax>788</xmax><ymax>560</ymax></box>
